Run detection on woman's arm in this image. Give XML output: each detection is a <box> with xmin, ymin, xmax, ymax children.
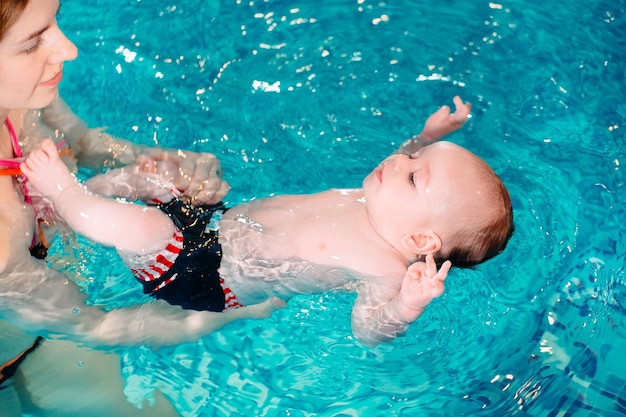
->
<box><xmin>0</xmin><ymin>249</ymin><xmax>281</xmax><ymax>349</ymax></box>
<box><xmin>0</xmin><ymin>202</ymin><xmax>280</xmax><ymax>348</ymax></box>
<box><xmin>39</xmin><ymin>97</ymin><xmax>229</xmax><ymax>205</ymax></box>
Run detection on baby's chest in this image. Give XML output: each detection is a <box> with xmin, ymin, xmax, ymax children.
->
<box><xmin>281</xmin><ymin>221</ymin><xmax>396</xmax><ymax>278</ymax></box>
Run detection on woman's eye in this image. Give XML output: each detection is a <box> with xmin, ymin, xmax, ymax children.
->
<box><xmin>23</xmin><ymin>39</ymin><xmax>41</xmax><ymax>54</ymax></box>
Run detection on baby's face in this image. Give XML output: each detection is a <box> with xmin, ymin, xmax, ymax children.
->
<box><xmin>362</xmin><ymin>141</ymin><xmax>492</xmax><ymax>248</ymax></box>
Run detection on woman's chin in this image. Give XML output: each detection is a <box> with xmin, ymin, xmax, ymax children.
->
<box><xmin>28</xmin><ymin>90</ymin><xmax>60</xmax><ymax>110</ymax></box>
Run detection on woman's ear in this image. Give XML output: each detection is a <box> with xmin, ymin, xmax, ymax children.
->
<box><xmin>402</xmin><ymin>232</ymin><xmax>442</xmax><ymax>255</ymax></box>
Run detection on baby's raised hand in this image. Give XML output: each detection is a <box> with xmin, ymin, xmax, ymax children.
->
<box><xmin>397</xmin><ymin>254</ymin><xmax>451</xmax><ymax>322</ymax></box>
<box><xmin>420</xmin><ymin>96</ymin><xmax>471</xmax><ymax>143</ymax></box>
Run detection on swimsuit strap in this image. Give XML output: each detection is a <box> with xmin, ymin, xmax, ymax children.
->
<box><xmin>0</xmin><ymin>118</ymin><xmax>23</xmax><ymax>175</ymax></box>
<box><xmin>0</xmin><ymin>336</ymin><xmax>44</xmax><ymax>386</ymax></box>
<box><xmin>0</xmin><ymin>118</ymin><xmax>73</xmax><ymax>176</ymax></box>
<box><xmin>5</xmin><ymin>117</ymin><xmax>22</xmax><ymax>157</ymax></box>
<box><xmin>1</xmin><ymin>117</ymin><xmax>65</xmax><ymax>257</ymax></box>
<box><xmin>2</xmin><ymin>117</ymin><xmax>38</xmax><ymax>252</ymax></box>
<box><xmin>1</xmin><ymin>117</ymin><xmax>32</xmax><ymax>204</ymax></box>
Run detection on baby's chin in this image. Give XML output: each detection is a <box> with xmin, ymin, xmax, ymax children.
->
<box><xmin>361</xmin><ymin>174</ymin><xmax>371</xmax><ymax>190</ymax></box>
<box><xmin>361</xmin><ymin>175</ymin><xmax>377</xmax><ymax>200</ymax></box>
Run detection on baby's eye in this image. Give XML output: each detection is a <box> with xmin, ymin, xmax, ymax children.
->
<box><xmin>409</xmin><ymin>173</ymin><xmax>415</xmax><ymax>185</ymax></box>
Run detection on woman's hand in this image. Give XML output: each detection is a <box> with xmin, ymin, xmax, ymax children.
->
<box><xmin>143</xmin><ymin>150</ymin><xmax>230</xmax><ymax>205</ymax></box>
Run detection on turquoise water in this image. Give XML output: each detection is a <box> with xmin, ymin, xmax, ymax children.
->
<box><xmin>54</xmin><ymin>0</ymin><xmax>625</xmax><ymax>416</ymax></box>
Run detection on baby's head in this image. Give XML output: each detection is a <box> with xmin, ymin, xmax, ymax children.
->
<box><xmin>422</xmin><ymin>142</ymin><xmax>513</xmax><ymax>267</ymax></box>
<box><xmin>434</xmin><ymin>146</ymin><xmax>513</xmax><ymax>267</ymax></box>
<box><xmin>363</xmin><ymin>141</ymin><xmax>513</xmax><ymax>268</ymax></box>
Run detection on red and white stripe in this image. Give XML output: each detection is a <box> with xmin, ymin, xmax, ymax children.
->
<box><xmin>221</xmin><ymin>277</ymin><xmax>242</xmax><ymax>310</ymax></box>
<box><xmin>154</xmin><ymin>273</ymin><xmax>179</xmax><ymax>291</ymax></box>
<box><xmin>131</xmin><ymin>228</ymin><xmax>184</xmax><ymax>282</ymax></box>
<box><xmin>130</xmin><ymin>227</ymin><xmax>242</xmax><ymax>311</ymax></box>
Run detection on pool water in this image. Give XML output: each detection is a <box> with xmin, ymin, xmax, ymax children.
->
<box><xmin>54</xmin><ymin>0</ymin><xmax>625</xmax><ymax>416</ymax></box>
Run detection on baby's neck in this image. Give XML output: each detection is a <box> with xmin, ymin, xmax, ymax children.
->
<box><xmin>329</xmin><ymin>188</ymin><xmax>414</xmax><ymax>263</ymax></box>
<box><xmin>315</xmin><ymin>188</ymin><xmax>402</xmax><ymax>250</ymax></box>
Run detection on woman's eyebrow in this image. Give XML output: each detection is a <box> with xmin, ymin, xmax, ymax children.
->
<box><xmin>12</xmin><ymin>1</ymin><xmax>60</xmax><ymax>47</ymax></box>
<box><xmin>14</xmin><ymin>25</ymin><xmax>51</xmax><ymax>47</ymax></box>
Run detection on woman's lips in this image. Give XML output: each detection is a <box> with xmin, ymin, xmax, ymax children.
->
<box><xmin>40</xmin><ymin>71</ymin><xmax>63</xmax><ymax>86</ymax></box>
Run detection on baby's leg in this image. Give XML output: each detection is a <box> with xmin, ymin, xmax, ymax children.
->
<box><xmin>20</xmin><ymin>139</ymin><xmax>175</xmax><ymax>255</ymax></box>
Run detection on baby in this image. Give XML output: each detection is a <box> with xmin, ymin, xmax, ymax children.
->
<box><xmin>21</xmin><ymin>97</ymin><xmax>513</xmax><ymax>346</ymax></box>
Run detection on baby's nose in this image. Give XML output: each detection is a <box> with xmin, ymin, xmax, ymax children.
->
<box><xmin>392</xmin><ymin>154</ymin><xmax>411</xmax><ymax>171</ymax></box>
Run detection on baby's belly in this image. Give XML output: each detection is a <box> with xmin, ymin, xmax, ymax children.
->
<box><xmin>218</xmin><ymin>215</ymin><xmax>356</xmax><ymax>305</ymax></box>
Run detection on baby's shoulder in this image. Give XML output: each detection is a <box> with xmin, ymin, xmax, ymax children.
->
<box><xmin>352</xmin><ymin>251</ymin><xmax>407</xmax><ymax>287</ymax></box>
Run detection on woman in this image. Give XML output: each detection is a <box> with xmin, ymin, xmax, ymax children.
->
<box><xmin>0</xmin><ymin>1</ymin><xmax>279</xmax><ymax>415</ymax></box>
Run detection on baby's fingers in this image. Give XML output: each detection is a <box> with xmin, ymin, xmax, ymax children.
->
<box><xmin>424</xmin><ymin>255</ymin><xmax>451</xmax><ymax>283</ymax></box>
<box><xmin>424</xmin><ymin>254</ymin><xmax>438</xmax><ymax>277</ymax></box>
<box><xmin>432</xmin><ymin>104</ymin><xmax>452</xmax><ymax>120</ymax></box>
<box><xmin>452</xmin><ymin>96</ymin><xmax>471</xmax><ymax>122</ymax></box>
<box><xmin>437</xmin><ymin>260</ymin><xmax>452</xmax><ymax>282</ymax></box>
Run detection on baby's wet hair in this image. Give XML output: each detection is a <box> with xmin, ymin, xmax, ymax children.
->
<box><xmin>436</xmin><ymin>161</ymin><xmax>514</xmax><ymax>268</ymax></box>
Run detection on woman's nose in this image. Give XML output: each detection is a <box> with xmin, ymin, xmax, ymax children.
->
<box><xmin>48</xmin><ymin>27</ymin><xmax>78</xmax><ymax>63</ymax></box>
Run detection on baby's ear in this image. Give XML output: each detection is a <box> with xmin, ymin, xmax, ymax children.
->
<box><xmin>402</xmin><ymin>232</ymin><xmax>441</xmax><ymax>255</ymax></box>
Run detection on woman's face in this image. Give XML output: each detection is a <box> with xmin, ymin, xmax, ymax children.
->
<box><xmin>0</xmin><ymin>0</ymin><xmax>77</xmax><ymax>112</ymax></box>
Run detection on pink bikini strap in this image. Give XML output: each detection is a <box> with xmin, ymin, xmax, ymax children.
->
<box><xmin>0</xmin><ymin>118</ymin><xmax>23</xmax><ymax>172</ymax></box>
<box><xmin>2</xmin><ymin>117</ymin><xmax>32</xmax><ymax>204</ymax></box>
<box><xmin>5</xmin><ymin>117</ymin><xmax>22</xmax><ymax>157</ymax></box>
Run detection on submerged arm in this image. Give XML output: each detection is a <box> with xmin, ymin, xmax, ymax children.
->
<box><xmin>351</xmin><ymin>256</ymin><xmax>451</xmax><ymax>346</ymax></box>
<box><xmin>397</xmin><ymin>96</ymin><xmax>471</xmax><ymax>155</ymax></box>
<box><xmin>1</xmin><ymin>201</ymin><xmax>280</xmax><ymax>349</ymax></box>
<box><xmin>94</xmin><ymin>297</ymin><xmax>284</xmax><ymax>348</ymax></box>
<box><xmin>0</xmin><ymin>250</ymin><xmax>281</xmax><ymax>349</ymax></box>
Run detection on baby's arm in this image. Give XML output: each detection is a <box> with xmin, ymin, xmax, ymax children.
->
<box><xmin>351</xmin><ymin>255</ymin><xmax>451</xmax><ymax>346</ymax></box>
<box><xmin>398</xmin><ymin>96</ymin><xmax>471</xmax><ymax>155</ymax></box>
<box><xmin>20</xmin><ymin>139</ymin><xmax>175</xmax><ymax>255</ymax></box>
